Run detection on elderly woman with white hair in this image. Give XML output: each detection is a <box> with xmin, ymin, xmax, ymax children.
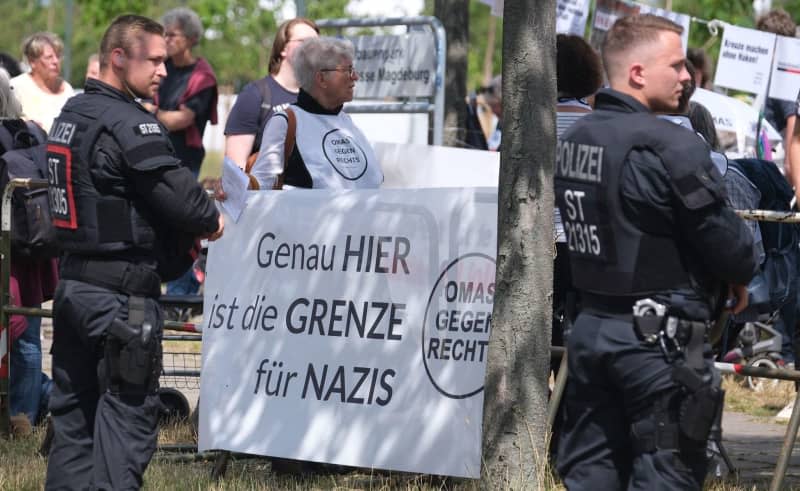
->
<box><xmin>249</xmin><ymin>36</ymin><xmax>382</xmax><ymax>189</ymax></box>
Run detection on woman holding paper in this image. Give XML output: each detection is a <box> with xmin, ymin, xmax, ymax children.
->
<box><xmin>248</xmin><ymin>37</ymin><xmax>383</xmax><ymax>190</ymax></box>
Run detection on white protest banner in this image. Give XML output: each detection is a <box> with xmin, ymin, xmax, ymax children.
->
<box><xmin>769</xmin><ymin>35</ymin><xmax>800</xmax><ymax>102</ymax></box>
<box><xmin>556</xmin><ymin>0</ymin><xmax>590</xmax><ymax>36</ymax></box>
<box><xmin>199</xmin><ymin>187</ymin><xmax>497</xmax><ymax>478</ymax></box>
<box><xmin>714</xmin><ymin>25</ymin><xmax>775</xmax><ymax>97</ymax></box>
<box><xmin>350</xmin><ymin>34</ymin><xmax>436</xmax><ymax>99</ymax></box>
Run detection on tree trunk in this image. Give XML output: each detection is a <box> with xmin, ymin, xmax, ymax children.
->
<box><xmin>434</xmin><ymin>0</ymin><xmax>468</xmax><ymax>147</ymax></box>
<box><xmin>482</xmin><ymin>0</ymin><xmax>556</xmax><ymax>487</ymax></box>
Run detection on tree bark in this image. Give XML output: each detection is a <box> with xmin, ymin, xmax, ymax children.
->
<box><xmin>434</xmin><ymin>0</ymin><xmax>468</xmax><ymax>147</ymax></box>
<box><xmin>482</xmin><ymin>0</ymin><xmax>556</xmax><ymax>487</ymax></box>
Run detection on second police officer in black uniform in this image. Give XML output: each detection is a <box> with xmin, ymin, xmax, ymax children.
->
<box><xmin>44</xmin><ymin>15</ymin><xmax>224</xmax><ymax>489</ymax></box>
<box><xmin>555</xmin><ymin>15</ymin><xmax>758</xmax><ymax>490</ymax></box>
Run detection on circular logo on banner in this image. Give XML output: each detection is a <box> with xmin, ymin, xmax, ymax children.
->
<box><xmin>322</xmin><ymin>129</ymin><xmax>369</xmax><ymax>180</ymax></box>
<box><xmin>422</xmin><ymin>253</ymin><xmax>496</xmax><ymax>399</ymax></box>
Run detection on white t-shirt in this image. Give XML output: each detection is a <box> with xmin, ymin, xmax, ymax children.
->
<box><xmin>10</xmin><ymin>73</ymin><xmax>74</xmax><ymax>133</ymax></box>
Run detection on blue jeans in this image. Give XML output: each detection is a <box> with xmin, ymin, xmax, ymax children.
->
<box><xmin>166</xmin><ymin>267</ymin><xmax>200</xmax><ymax>296</ymax></box>
<box><xmin>10</xmin><ymin>313</ymin><xmax>52</xmax><ymax>424</ymax></box>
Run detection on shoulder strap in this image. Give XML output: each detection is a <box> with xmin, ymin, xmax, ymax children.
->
<box><xmin>244</xmin><ymin>108</ymin><xmax>296</xmax><ymax>191</ymax></box>
<box><xmin>253</xmin><ymin>77</ymin><xmax>273</xmax><ymax>152</ymax></box>
<box><xmin>273</xmin><ymin>108</ymin><xmax>296</xmax><ymax>190</ymax></box>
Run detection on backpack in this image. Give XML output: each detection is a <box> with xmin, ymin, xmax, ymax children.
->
<box><xmin>0</xmin><ymin>120</ymin><xmax>58</xmax><ymax>258</ymax></box>
<box><xmin>729</xmin><ymin>158</ymin><xmax>798</xmax><ymax>311</ymax></box>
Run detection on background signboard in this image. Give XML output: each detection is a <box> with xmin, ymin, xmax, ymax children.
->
<box><xmin>350</xmin><ymin>34</ymin><xmax>437</xmax><ymax>99</ymax></box>
<box><xmin>714</xmin><ymin>25</ymin><xmax>776</xmax><ymax>97</ymax></box>
<box><xmin>769</xmin><ymin>35</ymin><xmax>800</xmax><ymax>102</ymax></box>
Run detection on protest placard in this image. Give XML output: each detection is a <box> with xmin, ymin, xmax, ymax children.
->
<box><xmin>557</xmin><ymin>0</ymin><xmax>591</xmax><ymax>36</ymax></box>
<box><xmin>199</xmin><ymin>187</ymin><xmax>497</xmax><ymax>478</ymax></box>
<box><xmin>350</xmin><ymin>34</ymin><xmax>436</xmax><ymax>99</ymax></box>
<box><xmin>769</xmin><ymin>35</ymin><xmax>800</xmax><ymax>102</ymax></box>
<box><xmin>714</xmin><ymin>25</ymin><xmax>776</xmax><ymax>97</ymax></box>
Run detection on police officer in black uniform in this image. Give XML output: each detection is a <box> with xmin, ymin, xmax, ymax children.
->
<box><xmin>44</xmin><ymin>15</ymin><xmax>224</xmax><ymax>489</ymax></box>
<box><xmin>555</xmin><ymin>15</ymin><xmax>757</xmax><ymax>490</ymax></box>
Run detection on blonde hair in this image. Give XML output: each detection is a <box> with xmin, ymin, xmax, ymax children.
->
<box><xmin>21</xmin><ymin>32</ymin><xmax>63</xmax><ymax>64</ymax></box>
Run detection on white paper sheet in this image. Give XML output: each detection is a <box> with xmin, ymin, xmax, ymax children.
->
<box><xmin>220</xmin><ymin>156</ymin><xmax>249</xmax><ymax>223</ymax></box>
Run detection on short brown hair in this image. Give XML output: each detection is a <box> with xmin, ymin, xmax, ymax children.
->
<box><xmin>99</xmin><ymin>14</ymin><xmax>164</xmax><ymax>69</ymax></box>
<box><xmin>21</xmin><ymin>32</ymin><xmax>63</xmax><ymax>63</ymax></box>
<box><xmin>602</xmin><ymin>14</ymin><xmax>683</xmax><ymax>80</ymax></box>
<box><xmin>756</xmin><ymin>9</ymin><xmax>796</xmax><ymax>37</ymax></box>
<box><xmin>268</xmin><ymin>18</ymin><xmax>319</xmax><ymax>75</ymax></box>
<box><xmin>557</xmin><ymin>34</ymin><xmax>603</xmax><ymax>99</ymax></box>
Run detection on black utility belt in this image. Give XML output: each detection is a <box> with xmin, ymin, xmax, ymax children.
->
<box><xmin>60</xmin><ymin>256</ymin><xmax>161</xmax><ymax>298</ymax></box>
<box><xmin>632</xmin><ymin>298</ymin><xmax>709</xmax><ymax>369</ymax></box>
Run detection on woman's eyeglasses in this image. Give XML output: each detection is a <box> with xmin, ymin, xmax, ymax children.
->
<box><xmin>320</xmin><ymin>65</ymin><xmax>356</xmax><ymax>77</ymax></box>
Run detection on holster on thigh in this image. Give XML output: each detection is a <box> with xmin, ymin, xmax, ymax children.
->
<box><xmin>673</xmin><ymin>363</ymin><xmax>724</xmax><ymax>442</ymax></box>
<box><xmin>631</xmin><ymin>363</ymin><xmax>724</xmax><ymax>454</ymax></box>
<box><xmin>630</xmin><ymin>392</ymin><xmax>681</xmax><ymax>454</ymax></box>
<box><xmin>103</xmin><ymin>296</ymin><xmax>161</xmax><ymax>395</ymax></box>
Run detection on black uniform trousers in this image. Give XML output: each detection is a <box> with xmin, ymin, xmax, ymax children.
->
<box><xmin>556</xmin><ymin>309</ymin><xmax>710</xmax><ymax>491</ymax></box>
<box><xmin>45</xmin><ymin>280</ymin><xmax>163</xmax><ymax>490</ymax></box>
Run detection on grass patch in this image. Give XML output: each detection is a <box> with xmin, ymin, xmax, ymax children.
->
<box><xmin>163</xmin><ymin>339</ymin><xmax>203</xmax><ymax>354</ymax></box>
<box><xmin>722</xmin><ymin>374</ymin><xmax>795</xmax><ymax>420</ymax></box>
<box><xmin>0</xmin><ymin>416</ymin><xmax>783</xmax><ymax>490</ymax></box>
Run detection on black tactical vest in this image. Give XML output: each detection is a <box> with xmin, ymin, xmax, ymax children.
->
<box><xmin>47</xmin><ymin>84</ymin><xmax>180</xmax><ymax>257</ymax></box>
<box><xmin>555</xmin><ymin>108</ymin><xmax>724</xmax><ymax>296</ymax></box>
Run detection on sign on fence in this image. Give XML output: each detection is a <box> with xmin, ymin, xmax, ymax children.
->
<box><xmin>199</xmin><ymin>187</ymin><xmax>497</xmax><ymax>478</ymax></box>
<box><xmin>714</xmin><ymin>25</ymin><xmax>776</xmax><ymax>97</ymax></box>
<box><xmin>350</xmin><ymin>34</ymin><xmax>436</xmax><ymax>99</ymax></box>
<box><xmin>769</xmin><ymin>35</ymin><xmax>800</xmax><ymax>102</ymax></box>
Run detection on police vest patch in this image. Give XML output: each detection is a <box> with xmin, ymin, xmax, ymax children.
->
<box><xmin>47</xmin><ymin>144</ymin><xmax>77</xmax><ymax>230</ymax></box>
<box><xmin>50</xmin><ymin>121</ymin><xmax>76</xmax><ymax>145</ymax></box>
<box><xmin>555</xmin><ymin>138</ymin><xmax>610</xmax><ymax>262</ymax></box>
<box><xmin>133</xmin><ymin>123</ymin><xmax>162</xmax><ymax>136</ymax></box>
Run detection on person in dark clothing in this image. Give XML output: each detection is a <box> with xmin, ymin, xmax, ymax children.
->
<box><xmin>224</xmin><ymin>18</ymin><xmax>319</xmax><ymax>170</ymax></box>
<box><xmin>152</xmin><ymin>7</ymin><xmax>217</xmax><ymax>177</ymax></box>
<box><xmin>148</xmin><ymin>7</ymin><xmax>218</xmax><ymax>299</ymax></box>
<box><xmin>555</xmin><ymin>15</ymin><xmax>757</xmax><ymax>490</ymax></box>
<box><xmin>44</xmin><ymin>15</ymin><xmax>224</xmax><ymax>490</ymax></box>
